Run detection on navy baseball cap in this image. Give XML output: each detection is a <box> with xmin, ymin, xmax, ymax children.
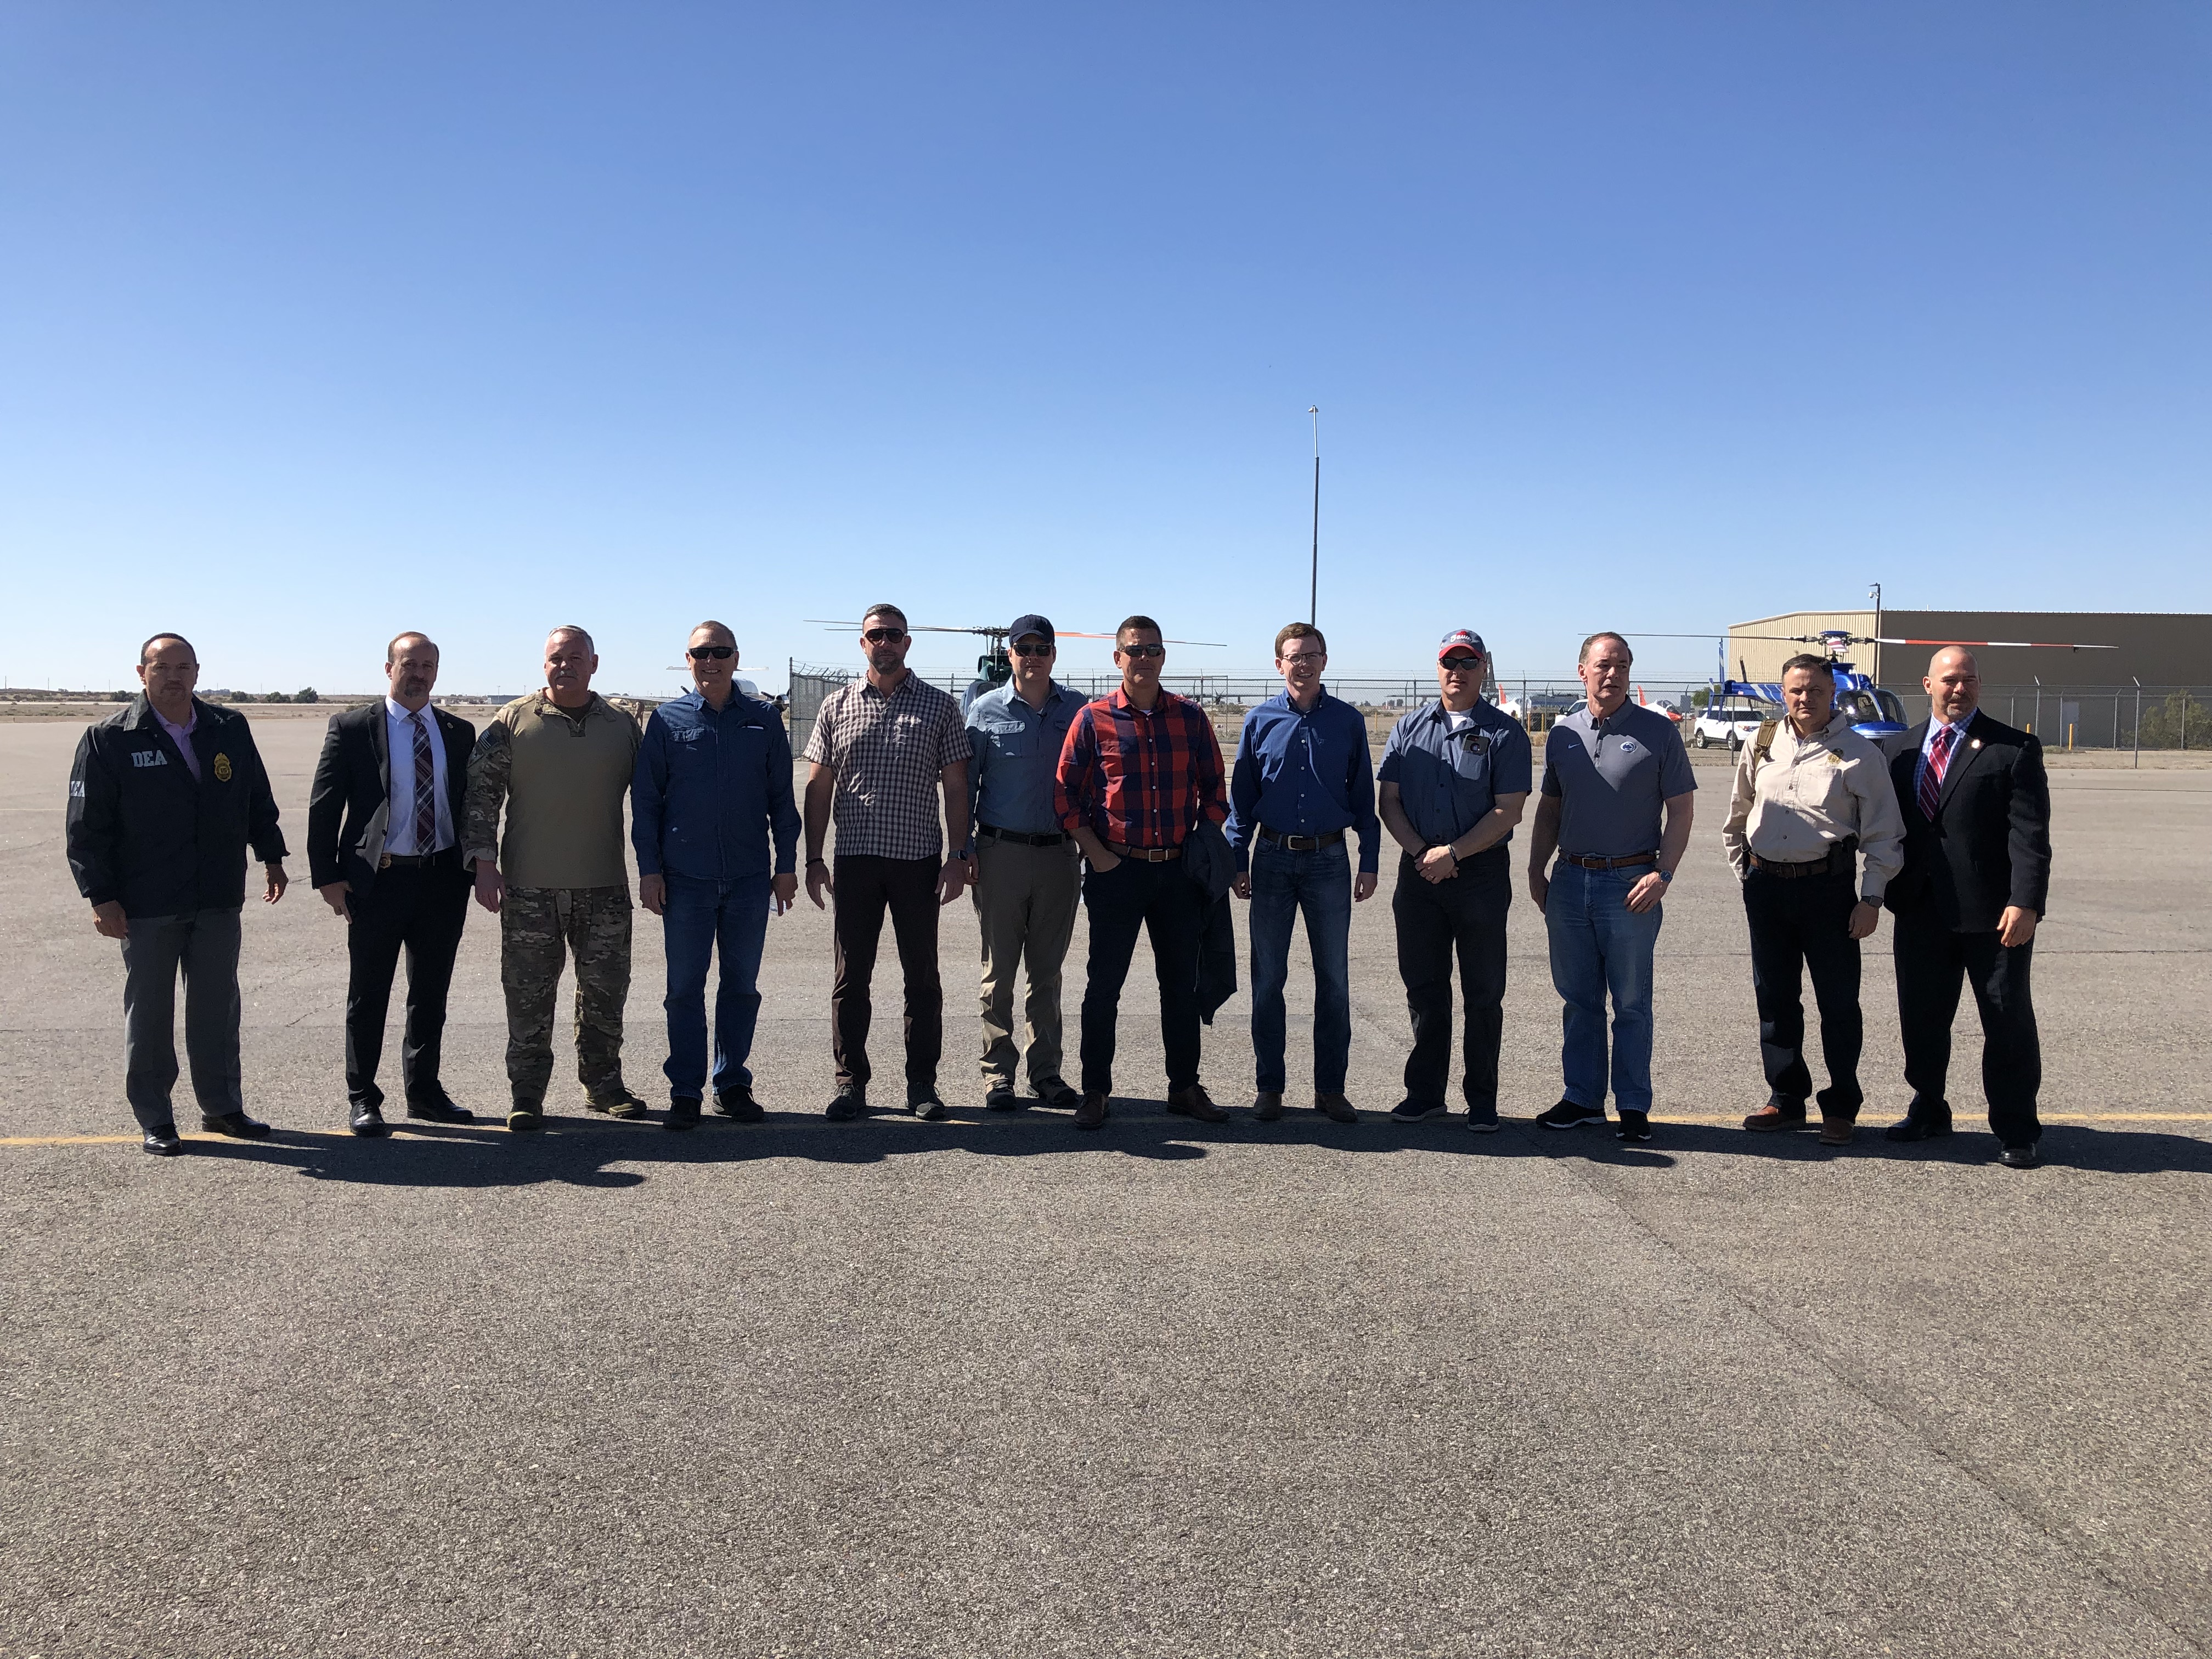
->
<box><xmin>1009</xmin><ymin>614</ymin><xmax>1056</xmax><ymax>645</ymax></box>
<box><xmin>1437</xmin><ymin>629</ymin><xmax>1487</xmax><ymax>661</ymax></box>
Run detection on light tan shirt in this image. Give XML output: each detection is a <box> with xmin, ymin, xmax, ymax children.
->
<box><xmin>1722</xmin><ymin>709</ymin><xmax>1904</xmax><ymax>900</ymax></box>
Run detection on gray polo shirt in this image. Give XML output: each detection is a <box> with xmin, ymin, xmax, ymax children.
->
<box><xmin>1541</xmin><ymin>702</ymin><xmax>1697</xmax><ymax>857</ymax></box>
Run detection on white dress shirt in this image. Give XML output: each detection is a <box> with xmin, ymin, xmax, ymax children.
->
<box><xmin>384</xmin><ymin>697</ymin><xmax>453</xmax><ymax>855</ymax></box>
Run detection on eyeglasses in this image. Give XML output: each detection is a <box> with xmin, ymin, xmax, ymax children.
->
<box><xmin>1440</xmin><ymin>656</ymin><xmax>1482</xmax><ymax>672</ymax></box>
<box><xmin>863</xmin><ymin>628</ymin><xmax>907</xmax><ymax>644</ymax></box>
<box><xmin>687</xmin><ymin>645</ymin><xmax>735</xmax><ymax>661</ymax></box>
<box><xmin>1010</xmin><ymin>641</ymin><xmax>1054</xmax><ymax>656</ymax></box>
<box><xmin>1119</xmin><ymin>643</ymin><xmax>1165</xmax><ymax>659</ymax></box>
<box><xmin>1280</xmin><ymin>652</ymin><xmax>1325</xmax><ymax>666</ymax></box>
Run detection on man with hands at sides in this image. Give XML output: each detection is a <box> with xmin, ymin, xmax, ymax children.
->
<box><xmin>633</xmin><ymin>622</ymin><xmax>801</xmax><ymax>1131</ymax></box>
<box><xmin>1376</xmin><ymin>630</ymin><xmax>1532</xmax><ymax>1131</ymax></box>
<box><xmin>1720</xmin><ymin>653</ymin><xmax>1903</xmax><ymax>1146</ymax></box>
<box><xmin>801</xmin><ymin>604</ymin><xmax>973</xmax><ymax>1122</ymax></box>
<box><xmin>307</xmin><ymin>631</ymin><xmax>478</xmax><ymax>1136</ymax></box>
<box><xmin>1226</xmin><ymin>622</ymin><xmax>1381</xmax><ymax>1124</ymax></box>
<box><xmin>66</xmin><ymin>633</ymin><xmax>289</xmax><ymax>1154</ymax></box>
<box><xmin>1525</xmin><ymin>631</ymin><xmax>1695</xmax><ymax>1143</ymax></box>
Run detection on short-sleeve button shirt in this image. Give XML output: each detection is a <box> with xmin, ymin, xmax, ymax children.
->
<box><xmin>1541</xmin><ymin>702</ymin><xmax>1697</xmax><ymax>857</ymax></box>
<box><xmin>1377</xmin><ymin>698</ymin><xmax>1533</xmax><ymax>849</ymax></box>
<box><xmin>802</xmin><ymin>674</ymin><xmax>972</xmax><ymax>860</ymax></box>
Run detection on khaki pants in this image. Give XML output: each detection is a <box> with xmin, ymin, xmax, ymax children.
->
<box><xmin>972</xmin><ymin>836</ymin><xmax>1081</xmax><ymax>1092</ymax></box>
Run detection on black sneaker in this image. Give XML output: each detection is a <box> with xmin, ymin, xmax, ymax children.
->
<box><xmin>906</xmin><ymin>1088</ymin><xmax>951</xmax><ymax>1122</ymax></box>
<box><xmin>984</xmin><ymin>1087</ymin><xmax>1023</xmax><ymax>1113</ymax></box>
<box><xmin>1465</xmin><ymin>1107</ymin><xmax>1500</xmax><ymax>1134</ymax></box>
<box><xmin>1535</xmin><ymin>1099</ymin><xmax>1606</xmax><ymax>1130</ymax></box>
<box><xmin>1032</xmin><ymin>1078</ymin><xmax>1081</xmax><ymax>1109</ymax></box>
<box><xmin>1389</xmin><ymin>1099</ymin><xmax>1449</xmax><ymax>1124</ymax></box>
<box><xmin>1615</xmin><ymin>1109</ymin><xmax>1652</xmax><ymax>1142</ymax></box>
<box><xmin>143</xmin><ymin>1122</ymin><xmax>182</xmax><ymax>1156</ymax></box>
<box><xmin>715</xmin><ymin>1085</ymin><xmax>765</xmax><ymax>1122</ymax></box>
<box><xmin>667</xmin><ymin>1097</ymin><xmax>701</xmax><ymax>1133</ymax></box>
<box><xmin>825</xmin><ymin>1086</ymin><xmax>866</xmax><ymax>1121</ymax></box>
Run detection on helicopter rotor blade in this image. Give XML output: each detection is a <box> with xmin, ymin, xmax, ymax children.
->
<box><xmin>1864</xmin><ymin>636</ymin><xmax>2118</xmax><ymax>650</ymax></box>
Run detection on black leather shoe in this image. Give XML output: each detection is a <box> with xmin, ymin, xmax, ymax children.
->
<box><xmin>1032</xmin><ymin>1079</ymin><xmax>1081</xmax><ymax>1109</ymax></box>
<box><xmin>715</xmin><ymin>1086</ymin><xmax>765</xmax><ymax>1123</ymax></box>
<box><xmin>667</xmin><ymin>1098</ymin><xmax>701</xmax><ymax>1133</ymax></box>
<box><xmin>1884</xmin><ymin>1114</ymin><xmax>1954</xmax><ymax>1143</ymax></box>
<box><xmin>1997</xmin><ymin>1142</ymin><xmax>2041</xmax><ymax>1170</ymax></box>
<box><xmin>1073</xmin><ymin>1092</ymin><xmax>1109</xmax><ymax>1130</ymax></box>
<box><xmin>350</xmin><ymin>1104</ymin><xmax>390</xmax><ymax>1137</ymax></box>
<box><xmin>200</xmin><ymin>1110</ymin><xmax>270</xmax><ymax>1140</ymax></box>
<box><xmin>825</xmin><ymin>1087</ymin><xmax>866</xmax><ymax>1121</ymax></box>
<box><xmin>1166</xmin><ymin>1085</ymin><xmax>1228</xmax><ymax>1124</ymax></box>
<box><xmin>984</xmin><ymin>1087</ymin><xmax>1023</xmax><ymax>1113</ymax></box>
<box><xmin>406</xmin><ymin>1095</ymin><xmax>475</xmax><ymax>1124</ymax></box>
<box><xmin>143</xmin><ymin>1122</ymin><xmax>182</xmax><ymax>1156</ymax></box>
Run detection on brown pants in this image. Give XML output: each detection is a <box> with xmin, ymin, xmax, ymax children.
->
<box><xmin>972</xmin><ymin>835</ymin><xmax>1082</xmax><ymax>1092</ymax></box>
<box><xmin>832</xmin><ymin>855</ymin><xmax>941</xmax><ymax>1096</ymax></box>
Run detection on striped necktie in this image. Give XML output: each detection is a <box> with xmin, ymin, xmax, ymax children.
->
<box><xmin>1918</xmin><ymin>724</ymin><xmax>1956</xmax><ymax>819</ymax></box>
<box><xmin>411</xmin><ymin>712</ymin><xmax>437</xmax><ymax>850</ymax></box>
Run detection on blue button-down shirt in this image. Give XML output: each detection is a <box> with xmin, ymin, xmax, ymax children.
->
<box><xmin>1224</xmin><ymin>690</ymin><xmax>1381</xmax><ymax>873</ymax></box>
<box><xmin>631</xmin><ymin>690</ymin><xmax>801</xmax><ymax>881</ymax></box>
<box><xmin>966</xmin><ymin>679</ymin><xmax>1081</xmax><ymax>842</ymax></box>
<box><xmin>1378</xmin><ymin>698</ymin><xmax>1534</xmax><ymax>849</ymax></box>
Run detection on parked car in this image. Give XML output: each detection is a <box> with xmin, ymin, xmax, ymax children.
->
<box><xmin>1691</xmin><ymin>702</ymin><xmax>1774</xmax><ymax>751</ymax></box>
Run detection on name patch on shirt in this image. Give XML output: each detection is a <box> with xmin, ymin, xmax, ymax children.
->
<box><xmin>131</xmin><ymin>750</ymin><xmax>167</xmax><ymax>769</ymax></box>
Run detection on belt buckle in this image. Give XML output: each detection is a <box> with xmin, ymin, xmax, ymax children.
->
<box><xmin>378</xmin><ymin>854</ymin><xmax>392</xmax><ymax>871</ymax></box>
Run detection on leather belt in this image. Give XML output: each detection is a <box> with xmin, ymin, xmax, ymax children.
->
<box><xmin>1750</xmin><ymin>838</ymin><xmax>1855</xmax><ymax>879</ymax></box>
<box><xmin>1107</xmin><ymin>841</ymin><xmax>1181</xmax><ymax>863</ymax></box>
<box><xmin>1257</xmin><ymin>825</ymin><xmax>1345</xmax><ymax>851</ymax></box>
<box><xmin>379</xmin><ymin>849</ymin><xmax>454</xmax><ymax>870</ymax></box>
<box><xmin>979</xmin><ymin>825</ymin><xmax>1068</xmax><ymax>847</ymax></box>
<box><xmin>1560</xmin><ymin>852</ymin><xmax>1657</xmax><ymax>871</ymax></box>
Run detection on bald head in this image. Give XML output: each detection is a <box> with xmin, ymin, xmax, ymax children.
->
<box><xmin>1924</xmin><ymin>646</ymin><xmax>1981</xmax><ymax>725</ymax></box>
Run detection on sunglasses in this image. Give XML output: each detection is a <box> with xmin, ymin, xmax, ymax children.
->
<box><xmin>1440</xmin><ymin>656</ymin><xmax>1482</xmax><ymax>672</ymax></box>
<box><xmin>1118</xmin><ymin>643</ymin><xmax>1165</xmax><ymax>659</ymax></box>
<box><xmin>1010</xmin><ymin>641</ymin><xmax>1055</xmax><ymax>657</ymax></box>
<box><xmin>863</xmin><ymin>628</ymin><xmax>907</xmax><ymax>644</ymax></box>
<box><xmin>687</xmin><ymin>645</ymin><xmax>735</xmax><ymax>661</ymax></box>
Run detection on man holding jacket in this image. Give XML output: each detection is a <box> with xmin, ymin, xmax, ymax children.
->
<box><xmin>633</xmin><ymin>620</ymin><xmax>802</xmax><ymax>1130</ymax></box>
<box><xmin>65</xmin><ymin>633</ymin><xmax>289</xmax><ymax>1154</ymax></box>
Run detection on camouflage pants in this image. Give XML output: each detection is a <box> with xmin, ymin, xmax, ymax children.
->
<box><xmin>500</xmin><ymin>883</ymin><xmax>632</xmax><ymax>1108</ymax></box>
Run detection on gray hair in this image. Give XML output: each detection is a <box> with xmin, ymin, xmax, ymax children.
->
<box><xmin>547</xmin><ymin>625</ymin><xmax>594</xmax><ymax>655</ymax></box>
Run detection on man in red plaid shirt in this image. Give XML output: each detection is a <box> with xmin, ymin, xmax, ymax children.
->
<box><xmin>1055</xmin><ymin>616</ymin><xmax>1231</xmax><ymax>1129</ymax></box>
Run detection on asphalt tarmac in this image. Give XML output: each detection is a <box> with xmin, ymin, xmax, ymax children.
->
<box><xmin>3</xmin><ymin>716</ymin><xmax>2208</xmax><ymax>1658</ymax></box>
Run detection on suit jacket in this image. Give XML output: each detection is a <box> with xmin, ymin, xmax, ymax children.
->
<box><xmin>307</xmin><ymin>701</ymin><xmax>476</xmax><ymax>897</ymax></box>
<box><xmin>1884</xmin><ymin>709</ymin><xmax>2050</xmax><ymax>933</ymax></box>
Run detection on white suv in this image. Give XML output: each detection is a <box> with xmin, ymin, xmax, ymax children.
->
<box><xmin>1691</xmin><ymin>702</ymin><xmax>1772</xmax><ymax>751</ymax></box>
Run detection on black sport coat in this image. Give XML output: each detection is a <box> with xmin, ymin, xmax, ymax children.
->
<box><xmin>307</xmin><ymin>701</ymin><xmax>476</xmax><ymax>897</ymax></box>
<box><xmin>1884</xmin><ymin>709</ymin><xmax>2051</xmax><ymax>933</ymax></box>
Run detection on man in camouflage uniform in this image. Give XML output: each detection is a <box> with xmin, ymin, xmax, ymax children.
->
<box><xmin>466</xmin><ymin>625</ymin><xmax>645</xmax><ymax>1131</ymax></box>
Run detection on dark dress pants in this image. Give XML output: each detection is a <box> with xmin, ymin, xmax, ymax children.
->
<box><xmin>1392</xmin><ymin>846</ymin><xmax>1510</xmax><ymax>1113</ymax></box>
<box><xmin>1893</xmin><ymin>901</ymin><xmax>2042</xmax><ymax>1146</ymax></box>
<box><xmin>831</xmin><ymin>855</ymin><xmax>943</xmax><ymax>1094</ymax></box>
<box><xmin>1079</xmin><ymin>856</ymin><xmax>1205</xmax><ymax>1097</ymax></box>
<box><xmin>1742</xmin><ymin>864</ymin><xmax>1863</xmax><ymax>1118</ymax></box>
<box><xmin>345</xmin><ymin>857</ymin><xmax>471</xmax><ymax>1109</ymax></box>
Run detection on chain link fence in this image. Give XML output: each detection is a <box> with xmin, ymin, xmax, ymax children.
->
<box><xmin>1886</xmin><ymin>685</ymin><xmax>2208</xmax><ymax>753</ymax></box>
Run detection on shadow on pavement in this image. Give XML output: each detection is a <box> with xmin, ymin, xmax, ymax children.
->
<box><xmin>177</xmin><ymin>1107</ymin><xmax>2212</xmax><ymax>1189</ymax></box>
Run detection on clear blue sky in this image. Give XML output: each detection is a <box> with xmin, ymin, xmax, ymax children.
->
<box><xmin>3</xmin><ymin>3</ymin><xmax>2207</xmax><ymax>694</ymax></box>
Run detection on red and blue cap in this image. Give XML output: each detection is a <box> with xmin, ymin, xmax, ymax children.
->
<box><xmin>1437</xmin><ymin>630</ymin><xmax>1487</xmax><ymax>662</ymax></box>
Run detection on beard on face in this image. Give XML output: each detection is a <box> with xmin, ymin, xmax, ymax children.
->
<box><xmin>868</xmin><ymin>648</ymin><xmax>901</xmax><ymax>672</ymax></box>
<box><xmin>399</xmin><ymin>675</ymin><xmax>430</xmax><ymax>697</ymax></box>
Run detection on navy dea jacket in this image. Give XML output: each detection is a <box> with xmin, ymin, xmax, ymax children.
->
<box><xmin>630</xmin><ymin>689</ymin><xmax>802</xmax><ymax>883</ymax></box>
<box><xmin>66</xmin><ymin>696</ymin><xmax>287</xmax><ymax>917</ymax></box>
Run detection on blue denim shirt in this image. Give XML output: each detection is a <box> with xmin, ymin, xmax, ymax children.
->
<box><xmin>1377</xmin><ymin>698</ymin><xmax>1534</xmax><ymax>849</ymax></box>
<box><xmin>631</xmin><ymin>690</ymin><xmax>801</xmax><ymax>882</ymax></box>
<box><xmin>965</xmin><ymin>679</ymin><xmax>1080</xmax><ymax>842</ymax></box>
<box><xmin>1224</xmin><ymin>691</ymin><xmax>1381</xmax><ymax>873</ymax></box>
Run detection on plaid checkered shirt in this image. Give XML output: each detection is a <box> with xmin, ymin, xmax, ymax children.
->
<box><xmin>1055</xmin><ymin>687</ymin><xmax>1227</xmax><ymax>850</ymax></box>
<box><xmin>802</xmin><ymin>674</ymin><xmax>972</xmax><ymax>861</ymax></box>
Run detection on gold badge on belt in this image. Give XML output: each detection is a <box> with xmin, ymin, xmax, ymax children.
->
<box><xmin>212</xmin><ymin>752</ymin><xmax>233</xmax><ymax>782</ymax></box>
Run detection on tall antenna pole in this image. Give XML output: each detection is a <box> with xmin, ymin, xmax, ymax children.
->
<box><xmin>1308</xmin><ymin>405</ymin><xmax>1321</xmax><ymax>625</ymax></box>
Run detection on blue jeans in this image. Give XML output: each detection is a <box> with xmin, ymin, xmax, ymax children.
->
<box><xmin>1247</xmin><ymin>839</ymin><xmax>1353</xmax><ymax>1093</ymax></box>
<box><xmin>661</xmin><ymin>873</ymin><xmax>772</xmax><ymax>1100</ymax></box>
<box><xmin>1545</xmin><ymin>862</ymin><xmax>1663</xmax><ymax>1113</ymax></box>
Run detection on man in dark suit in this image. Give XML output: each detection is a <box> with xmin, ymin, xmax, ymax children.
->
<box><xmin>307</xmin><ymin>632</ymin><xmax>478</xmax><ymax>1135</ymax></box>
<box><xmin>1883</xmin><ymin>646</ymin><xmax>2052</xmax><ymax>1168</ymax></box>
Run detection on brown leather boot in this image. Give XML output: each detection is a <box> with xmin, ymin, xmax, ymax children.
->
<box><xmin>1166</xmin><ymin>1084</ymin><xmax>1228</xmax><ymax>1124</ymax></box>
<box><xmin>1742</xmin><ymin>1103</ymin><xmax>1807</xmax><ymax>1132</ymax></box>
<box><xmin>1251</xmin><ymin>1091</ymin><xmax>1285</xmax><ymax>1121</ymax></box>
<box><xmin>1313</xmin><ymin>1092</ymin><xmax>1359</xmax><ymax>1124</ymax></box>
<box><xmin>1819</xmin><ymin>1115</ymin><xmax>1855</xmax><ymax>1146</ymax></box>
<box><xmin>1074</xmin><ymin>1092</ymin><xmax>1109</xmax><ymax>1130</ymax></box>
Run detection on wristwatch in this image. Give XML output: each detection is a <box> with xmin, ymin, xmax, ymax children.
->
<box><xmin>1656</xmin><ymin>868</ymin><xmax>1672</xmax><ymax>883</ymax></box>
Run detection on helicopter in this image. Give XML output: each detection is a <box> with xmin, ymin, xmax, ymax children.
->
<box><xmin>1624</xmin><ymin>627</ymin><xmax>2117</xmax><ymax>759</ymax></box>
<box><xmin>804</xmin><ymin>619</ymin><xmax>1227</xmax><ymax>709</ymax></box>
